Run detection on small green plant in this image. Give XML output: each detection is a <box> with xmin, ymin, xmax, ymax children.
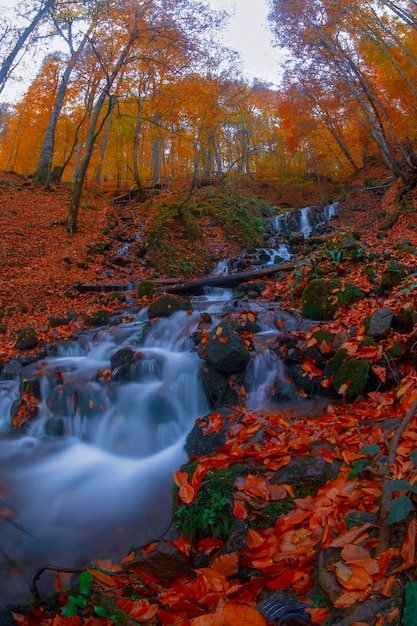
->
<box><xmin>348</xmin><ymin>444</ymin><xmax>381</xmax><ymax>478</ymax></box>
<box><xmin>383</xmin><ymin>477</ymin><xmax>417</xmax><ymax>524</ymax></box>
<box><xmin>174</xmin><ymin>466</ymin><xmax>243</xmax><ymax>541</ymax></box>
<box><xmin>61</xmin><ymin>571</ymin><xmax>93</xmax><ymax>616</ymax></box>
<box><xmin>403</xmin><ymin>581</ymin><xmax>417</xmax><ymax>626</ymax></box>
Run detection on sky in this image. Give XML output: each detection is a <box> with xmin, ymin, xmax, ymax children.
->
<box><xmin>207</xmin><ymin>0</ymin><xmax>284</xmax><ymax>85</ymax></box>
<box><xmin>0</xmin><ymin>0</ymin><xmax>285</xmax><ymax>103</ymax></box>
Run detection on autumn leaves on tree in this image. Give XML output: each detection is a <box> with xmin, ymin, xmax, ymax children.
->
<box><xmin>1</xmin><ymin>1</ymin><xmax>417</xmax><ymax>230</ymax></box>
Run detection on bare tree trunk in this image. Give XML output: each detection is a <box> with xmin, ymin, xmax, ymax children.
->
<box><xmin>0</xmin><ymin>0</ymin><xmax>55</xmax><ymax>94</ymax></box>
<box><xmin>66</xmin><ymin>27</ymin><xmax>138</xmax><ymax>233</ymax></box>
<box><xmin>34</xmin><ymin>23</ymin><xmax>93</xmax><ymax>186</ymax></box>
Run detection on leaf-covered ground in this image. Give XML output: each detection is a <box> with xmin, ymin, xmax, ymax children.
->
<box><xmin>2</xmin><ymin>166</ymin><xmax>417</xmax><ymax>625</ymax></box>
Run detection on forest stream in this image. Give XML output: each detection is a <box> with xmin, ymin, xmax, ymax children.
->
<box><xmin>0</xmin><ymin>204</ymin><xmax>336</xmax><ymax>606</ymax></box>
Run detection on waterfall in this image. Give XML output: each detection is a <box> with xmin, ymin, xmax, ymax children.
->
<box><xmin>0</xmin><ymin>290</ymin><xmax>302</xmax><ymax>604</ymax></box>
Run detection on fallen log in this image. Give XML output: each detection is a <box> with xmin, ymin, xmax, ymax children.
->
<box><xmin>164</xmin><ymin>263</ymin><xmax>295</xmax><ymax>294</ymax></box>
<box><xmin>73</xmin><ymin>262</ymin><xmax>295</xmax><ymax>295</ymax></box>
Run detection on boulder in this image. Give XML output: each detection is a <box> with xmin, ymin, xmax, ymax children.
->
<box><xmin>14</xmin><ymin>327</ymin><xmax>39</xmax><ymax>351</ymax></box>
<box><xmin>333</xmin><ymin>359</ymin><xmax>370</xmax><ymax>399</ymax></box>
<box><xmin>148</xmin><ymin>295</ymin><xmax>191</xmax><ymax>319</ymax></box>
<box><xmin>110</xmin><ymin>346</ymin><xmax>134</xmax><ymax>380</ymax></box>
<box><xmin>301</xmin><ymin>278</ymin><xmax>364</xmax><ymax>321</ymax></box>
<box><xmin>207</xmin><ymin>322</ymin><xmax>250</xmax><ymax>374</ymax></box>
<box><xmin>368</xmin><ymin>307</ymin><xmax>393</xmax><ymax>340</ymax></box>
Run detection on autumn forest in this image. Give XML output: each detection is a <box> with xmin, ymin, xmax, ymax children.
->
<box><xmin>2</xmin><ymin>0</ymin><xmax>417</xmax><ymax>224</ymax></box>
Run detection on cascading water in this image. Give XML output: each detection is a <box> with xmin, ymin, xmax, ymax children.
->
<box><xmin>270</xmin><ymin>201</ymin><xmax>339</xmax><ymax>238</ymax></box>
<box><xmin>0</xmin><ymin>289</ymin><xmax>302</xmax><ymax>605</ymax></box>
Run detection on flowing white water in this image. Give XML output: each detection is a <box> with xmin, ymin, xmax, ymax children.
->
<box><xmin>0</xmin><ymin>289</ymin><xmax>302</xmax><ymax>604</ymax></box>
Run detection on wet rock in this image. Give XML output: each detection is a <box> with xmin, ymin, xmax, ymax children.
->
<box><xmin>287</xmin><ymin>364</ymin><xmax>324</xmax><ymax>397</ymax></box>
<box><xmin>272</xmin><ymin>379</ymin><xmax>297</xmax><ymax>402</ymax></box>
<box><xmin>301</xmin><ymin>278</ymin><xmax>364</xmax><ymax>320</ymax></box>
<box><xmin>148</xmin><ymin>295</ymin><xmax>191</xmax><ymax>319</ymax></box>
<box><xmin>288</xmin><ymin>231</ymin><xmax>305</xmax><ymax>245</ymax></box>
<box><xmin>44</xmin><ymin>417</ymin><xmax>65</xmax><ymax>436</ymax></box>
<box><xmin>1</xmin><ymin>359</ymin><xmax>23</xmax><ymax>380</ymax></box>
<box><xmin>15</xmin><ymin>326</ymin><xmax>39</xmax><ymax>351</ymax></box>
<box><xmin>333</xmin><ymin>359</ymin><xmax>370</xmax><ymax>399</ymax></box>
<box><xmin>185</xmin><ymin>411</ymin><xmax>228</xmax><ymax>457</ymax></box>
<box><xmin>272</xmin><ymin>443</ymin><xmax>340</xmax><ymax>487</ymax></box>
<box><xmin>110</xmin><ymin>346</ymin><xmax>134</xmax><ymax>380</ymax></box>
<box><xmin>368</xmin><ymin>307</ymin><xmax>393</xmax><ymax>340</ymax></box>
<box><xmin>126</xmin><ymin>541</ymin><xmax>195</xmax><ymax>583</ymax></box>
<box><xmin>207</xmin><ymin>322</ymin><xmax>250</xmax><ymax>374</ymax></box>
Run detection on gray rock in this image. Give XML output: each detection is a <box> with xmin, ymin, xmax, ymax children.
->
<box><xmin>207</xmin><ymin>322</ymin><xmax>250</xmax><ymax>375</ymax></box>
<box><xmin>368</xmin><ymin>307</ymin><xmax>393</xmax><ymax>340</ymax></box>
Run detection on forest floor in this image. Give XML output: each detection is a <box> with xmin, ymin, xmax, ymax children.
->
<box><xmin>1</xmin><ymin>163</ymin><xmax>417</xmax><ymax>625</ymax></box>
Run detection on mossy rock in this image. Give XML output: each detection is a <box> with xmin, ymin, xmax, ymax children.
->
<box><xmin>84</xmin><ymin>309</ymin><xmax>110</xmax><ymax>327</ymax></box>
<box><xmin>137</xmin><ymin>281</ymin><xmax>155</xmax><ymax>297</ymax></box>
<box><xmin>333</xmin><ymin>359</ymin><xmax>370</xmax><ymax>399</ymax></box>
<box><xmin>379</xmin><ymin>211</ymin><xmax>399</xmax><ymax>231</ymax></box>
<box><xmin>15</xmin><ymin>327</ymin><xmax>39</xmax><ymax>350</ymax></box>
<box><xmin>47</xmin><ymin>315</ymin><xmax>70</xmax><ymax>328</ymax></box>
<box><xmin>364</xmin><ymin>265</ymin><xmax>377</xmax><ymax>284</ymax></box>
<box><xmin>147</xmin><ymin>295</ymin><xmax>191</xmax><ymax>319</ymax></box>
<box><xmin>377</xmin><ymin>265</ymin><xmax>408</xmax><ymax>293</ymax></box>
<box><xmin>301</xmin><ymin>278</ymin><xmax>364</xmax><ymax>320</ymax></box>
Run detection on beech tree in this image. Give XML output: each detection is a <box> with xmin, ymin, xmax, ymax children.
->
<box><xmin>0</xmin><ymin>0</ymin><xmax>55</xmax><ymax>95</ymax></box>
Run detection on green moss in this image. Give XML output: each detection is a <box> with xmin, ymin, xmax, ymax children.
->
<box><xmin>301</xmin><ymin>279</ymin><xmax>363</xmax><ymax>320</ymax></box>
<box><xmin>333</xmin><ymin>359</ymin><xmax>370</xmax><ymax>399</ymax></box>
<box><xmin>84</xmin><ymin>309</ymin><xmax>110</xmax><ymax>327</ymax></box>
<box><xmin>174</xmin><ymin>465</ymin><xmax>245</xmax><ymax>541</ymax></box>
<box><xmin>137</xmin><ymin>281</ymin><xmax>155</xmax><ymax>297</ymax></box>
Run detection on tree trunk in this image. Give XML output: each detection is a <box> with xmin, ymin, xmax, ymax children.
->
<box><xmin>66</xmin><ymin>27</ymin><xmax>139</xmax><ymax>233</ymax></box>
<box><xmin>0</xmin><ymin>0</ymin><xmax>55</xmax><ymax>94</ymax></box>
<box><xmin>34</xmin><ymin>23</ymin><xmax>93</xmax><ymax>187</ymax></box>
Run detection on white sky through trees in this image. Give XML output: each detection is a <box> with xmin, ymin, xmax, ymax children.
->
<box><xmin>207</xmin><ymin>0</ymin><xmax>284</xmax><ymax>85</ymax></box>
<box><xmin>0</xmin><ymin>0</ymin><xmax>284</xmax><ymax>103</ymax></box>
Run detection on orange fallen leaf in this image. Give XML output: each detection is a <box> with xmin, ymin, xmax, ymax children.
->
<box><xmin>334</xmin><ymin>562</ymin><xmax>373</xmax><ymax>590</ymax></box>
<box><xmin>223</xmin><ymin>603</ymin><xmax>267</xmax><ymax>625</ymax></box>
<box><xmin>246</xmin><ymin>529</ymin><xmax>264</xmax><ymax>549</ymax></box>
<box><xmin>179</xmin><ymin>482</ymin><xmax>195</xmax><ymax>504</ymax></box>
<box><xmin>329</xmin><ymin>523</ymin><xmax>371</xmax><ymax>548</ymax></box>
<box><xmin>212</xmin><ymin>553</ymin><xmax>239</xmax><ymax>578</ymax></box>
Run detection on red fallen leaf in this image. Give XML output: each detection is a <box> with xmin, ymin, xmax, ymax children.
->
<box><xmin>334</xmin><ymin>587</ymin><xmax>371</xmax><ymax>608</ymax></box>
<box><xmin>196</xmin><ymin>537</ymin><xmax>224</xmax><ymax>554</ymax></box>
<box><xmin>212</xmin><ymin>552</ymin><xmax>239</xmax><ymax>577</ymax></box>
<box><xmin>130</xmin><ymin>599</ymin><xmax>159</xmax><ymax>620</ymax></box>
<box><xmin>319</xmin><ymin>447</ymin><xmax>334</xmax><ymax>463</ymax></box>
<box><xmin>307</xmin><ymin>607</ymin><xmax>330</xmax><ymax>624</ymax></box>
<box><xmin>52</xmin><ymin>617</ymin><xmax>82</xmax><ymax>625</ymax></box>
<box><xmin>172</xmin><ymin>534</ymin><xmax>193</xmax><ymax>558</ymax></box>
<box><xmin>223</xmin><ymin>603</ymin><xmax>267</xmax><ymax>625</ymax></box>
<box><xmin>173</xmin><ymin>470</ymin><xmax>189</xmax><ymax>488</ymax></box>
<box><xmin>219</xmin><ymin>336</ymin><xmax>229</xmax><ymax>344</ymax></box>
<box><xmin>233</xmin><ymin>499</ymin><xmax>248</xmax><ymax>520</ymax></box>
<box><xmin>266</xmin><ymin>568</ymin><xmax>295</xmax><ymax>590</ymax></box>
